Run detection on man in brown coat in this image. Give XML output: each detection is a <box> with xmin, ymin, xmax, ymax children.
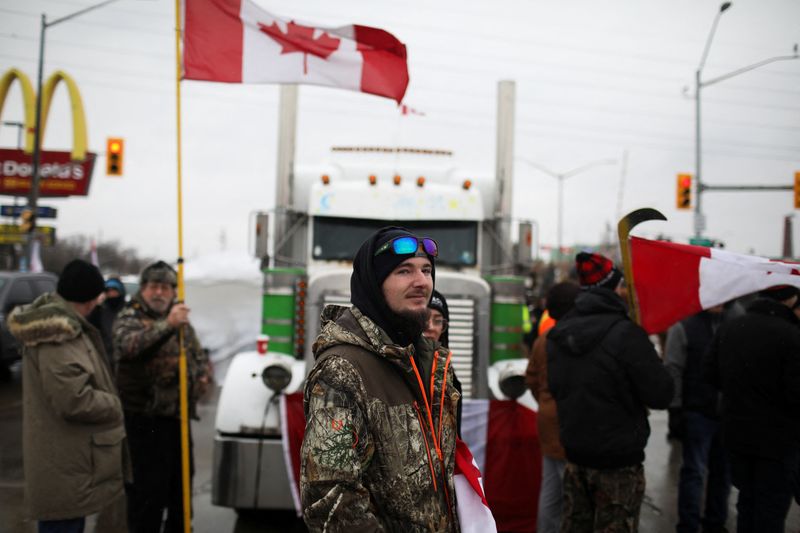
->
<box><xmin>525</xmin><ymin>281</ymin><xmax>580</xmax><ymax>533</ymax></box>
<box><xmin>9</xmin><ymin>259</ymin><xmax>127</xmax><ymax>533</ymax></box>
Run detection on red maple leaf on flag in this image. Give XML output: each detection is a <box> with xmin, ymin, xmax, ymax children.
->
<box><xmin>258</xmin><ymin>20</ymin><xmax>341</xmax><ymax>75</ymax></box>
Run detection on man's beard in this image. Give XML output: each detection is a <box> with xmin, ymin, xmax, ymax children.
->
<box><xmin>392</xmin><ymin>307</ymin><xmax>431</xmax><ymax>339</ymax></box>
<box><xmin>146</xmin><ymin>297</ymin><xmax>170</xmax><ymax>314</ymax></box>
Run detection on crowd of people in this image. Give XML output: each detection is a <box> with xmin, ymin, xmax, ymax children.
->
<box><xmin>10</xmin><ymin>258</ymin><xmax>210</xmax><ymax>533</ymax></box>
<box><xmin>7</xmin><ymin>225</ymin><xmax>800</xmax><ymax>533</ymax></box>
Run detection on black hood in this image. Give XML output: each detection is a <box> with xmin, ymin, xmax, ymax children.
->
<box><xmin>548</xmin><ymin>288</ymin><xmax>628</xmax><ymax>356</ymax></box>
<box><xmin>350</xmin><ymin>226</ymin><xmax>436</xmax><ymax>347</ymax></box>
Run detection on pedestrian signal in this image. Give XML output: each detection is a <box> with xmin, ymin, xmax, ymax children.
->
<box><xmin>795</xmin><ymin>172</ymin><xmax>800</xmax><ymax>209</ymax></box>
<box><xmin>676</xmin><ymin>174</ymin><xmax>692</xmax><ymax>210</ymax></box>
<box><xmin>106</xmin><ymin>137</ymin><xmax>124</xmax><ymax>176</ymax></box>
<box><xmin>19</xmin><ymin>208</ymin><xmax>35</xmax><ymax>233</ymax></box>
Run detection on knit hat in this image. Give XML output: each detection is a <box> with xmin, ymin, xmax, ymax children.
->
<box><xmin>140</xmin><ymin>260</ymin><xmax>177</xmax><ymax>287</ymax></box>
<box><xmin>57</xmin><ymin>259</ymin><xmax>105</xmax><ymax>303</ymax></box>
<box><xmin>105</xmin><ymin>277</ymin><xmax>125</xmax><ymax>295</ymax></box>
<box><xmin>428</xmin><ymin>289</ymin><xmax>450</xmax><ymax>347</ymax></box>
<box><xmin>575</xmin><ymin>251</ymin><xmax>623</xmax><ymax>290</ymax></box>
<box><xmin>546</xmin><ymin>281</ymin><xmax>580</xmax><ymax>320</ymax></box>
<box><xmin>758</xmin><ymin>285</ymin><xmax>799</xmax><ymax>302</ymax></box>
<box><xmin>372</xmin><ymin>228</ymin><xmax>434</xmax><ymax>286</ymax></box>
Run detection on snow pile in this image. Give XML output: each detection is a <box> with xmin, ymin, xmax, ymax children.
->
<box><xmin>182</xmin><ymin>251</ymin><xmax>263</xmax><ymax>372</ymax></box>
<box><xmin>183</xmin><ymin>251</ymin><xmax>261</xmax><ymax>284</ymax></box>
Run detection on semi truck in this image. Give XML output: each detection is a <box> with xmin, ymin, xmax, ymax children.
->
<box><xmin>212</xmin><ymin>81</ymin><xmax>536</xmax><ymax>512</ymax></box>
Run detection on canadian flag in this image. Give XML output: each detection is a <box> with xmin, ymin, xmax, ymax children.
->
<box><xmin>281</xmin><ymin>393</ymin><xmax>540</xmax><ymax>531</ymax></box>
<box><xmin>182</xmin><ymin>0</ymin><xmax>409</xmax><ymax>103</ymax></box>
<box><xmin>631</xmin><ymin>236</ymin><xmax>800</xmax><ymax>334</ymax></box>
<box><xmin>454</xmin><ymin>437</ymin><xmax>497</xmax><ymax>533</ymax></box>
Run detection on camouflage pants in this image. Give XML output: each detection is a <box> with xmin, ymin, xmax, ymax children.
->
<box><xmin>560</xmin><ymin>462</ymin><xmax>645</xmax><ymax>533</ymax></box>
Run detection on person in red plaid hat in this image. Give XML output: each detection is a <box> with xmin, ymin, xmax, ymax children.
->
<box><xmin>547</xmin><ymin>251</ymin><xmax>674</xmax><ymax>532</ymax></box>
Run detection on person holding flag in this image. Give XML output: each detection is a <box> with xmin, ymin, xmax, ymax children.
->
<box><xmin>547</xmin><ymin>252</ymin><xmax>674</xmax><ymax>533</ymax></box>
<box><xmin>113</xmin><ymin>261</ymin><xmax>211</xmax><ymax>533</ymax></box>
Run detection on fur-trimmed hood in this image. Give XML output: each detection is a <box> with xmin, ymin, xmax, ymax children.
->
<box><xmin>8</xmin><ymin>292</ymin><xmax>84</xmax><ymax>347</ymax></box>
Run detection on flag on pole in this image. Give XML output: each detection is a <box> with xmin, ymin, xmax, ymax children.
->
<box><xmin>182</xmin><ymin>0</ymin><xmax>409</xmax><ymax>103</ymax></box>
<box><xmin>630</xmin><ymin>236</ymin><xmax>800</xmax><ymax>334</ymax></box>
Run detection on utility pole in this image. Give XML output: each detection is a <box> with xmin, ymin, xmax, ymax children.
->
<box><xmin>692</xmin><ymin>2</ymin><xmax>798</xmax><ymax>238</ymax></box>
<box><xmin>25</xmin><ymin>0</ymin><xmax>120</xmax><ymax>268</ymax></box>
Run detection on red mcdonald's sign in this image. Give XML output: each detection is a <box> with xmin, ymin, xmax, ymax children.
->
<box><xmin>0</xmin><ymin>68</ymin><xmax>95</xmax><ymax>197</ymax></box>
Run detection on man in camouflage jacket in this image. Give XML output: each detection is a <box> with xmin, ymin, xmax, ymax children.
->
<box><xmin>301</xmin><ymin>227</ymin><xmax>460</xmax><ymax>532</ymax></box>
<box><xmin>113</xmin><ymin>261</ymin><xmax>210</xmax><ymax>533</ymax></box>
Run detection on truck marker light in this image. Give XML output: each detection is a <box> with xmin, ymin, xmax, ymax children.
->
<box><xmin>463</xmin><ymin>179</ymin><xmax>472</xmax><ymax>190</ymax></box>
<box><xmin>321</xmin><ymin>174</ymin><xmax>330</xmax><ymax>185</ymax></box>
<box><xmin>417</xmin><ymin>176</ymin><xmax>426</xmax><ymax>187</ymax></box>
<box><xmin>393</xmin><ymin>174</ymin><xmax>402</xmax><ymax>186</ymax></box>
<box><xmin>369</xmin><ymin>174</ymin><xmax>377</xmax><ymax>185</ymax></box>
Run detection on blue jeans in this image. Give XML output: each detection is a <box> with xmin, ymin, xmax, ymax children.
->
<box><xmin>676</xmin><ymin>411</ymin><xmax>731</xmax><ymax>533</ymax></box>
<box><xmin>38</xmin><ymin>517</ymin><xmax>85</xmax><ymax>533</ymax></box>
<box><xmin>730</xmin><ymin>452</ymin><xmax>797</xmax><ymax>533</ymax></box>
<box><xmin>537</xmin><ymin>455</ymin><xmax>565</xmax><ymax>533</ymax></box>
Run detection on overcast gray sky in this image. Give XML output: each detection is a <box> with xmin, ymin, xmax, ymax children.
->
<box><xmin>1</xmin><ymin>0</ymin><xmax>798</xmax><ymax>262</ymax></box>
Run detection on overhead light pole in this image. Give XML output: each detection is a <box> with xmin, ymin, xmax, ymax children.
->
<box><xmin>693</xmin><ymin>2</ymin><xmax>798</xmax><ymax>239</ymax></box>
<box><xmin>25</xmin><ymin>0</ymin><xmax>120</xmax><ymax>269</ymax></box>
<box><xmin>518</xmin><ymin>158</ymin><xmax>616</xmax><ymax>255</ymax></box>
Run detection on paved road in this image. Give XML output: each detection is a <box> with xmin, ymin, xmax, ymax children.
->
<box><xmin>1</xmin><ymin>362</ymin><xmax>799</xmax><ymax>532</ymax></box>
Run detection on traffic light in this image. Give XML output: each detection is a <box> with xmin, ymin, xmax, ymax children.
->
<box><xmin>19</xmin><ymin>208</ymin><xmax>35</xmax><ymax>233</ymax></box>
<box><xmin>106</xmin><ymin>137</ymin><xmax>124</xmax><ymax>176</ymax></box>
<box><xmin>676</xmin><ymin>173</ymin><xmax>692</xmax><ymax>210</ymax></box>
<box><xmin>794</xmin><ymin>172</ymin><xmax>800</xmax><ymax>209</ymax></box>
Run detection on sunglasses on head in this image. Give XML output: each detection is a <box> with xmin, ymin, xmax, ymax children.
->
<box><xmin>374</xmin><ymin>236</ymin><xmax>438</xmax><ymax>257</ymax></box>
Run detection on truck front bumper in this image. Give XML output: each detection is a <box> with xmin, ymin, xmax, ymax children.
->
<box><xmin>212</xmin><ymin>434</ymin><xmax>297</xmax><ymax>511</ymax></box>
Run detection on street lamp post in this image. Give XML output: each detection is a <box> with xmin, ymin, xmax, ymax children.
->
<box><xmin>518</xmin><ymin>158</ymin><xmax>616</xmax><ymax>255</ymax></box>
<box><xmin>25</xmin><ymin>0</ymin><xmax>119</xmax><ymax>268</ymax></box>
<box><xmin>693</xmin><ymin>2</ymin><xmax>798</xmax><ymax>239</ymax></box>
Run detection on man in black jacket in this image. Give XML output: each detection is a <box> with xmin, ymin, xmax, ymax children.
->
<box><xmin>704</xmin><ymin>286</ymin><xmax>800</xmax><ymax>533</ymax></box>
<box><xmin>547</xmin><ymin>252</ymin><xmax>674</xmax><ymax>532</ymax></box>
<box><xmin>666</xmin><ymin>303</ymin><xmax>742</xmax><ymax>533</ymax></box>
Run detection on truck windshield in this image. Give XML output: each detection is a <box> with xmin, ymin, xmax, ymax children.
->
<box><xmin>312</xmin><ymin>217</ymin><xmax>478</xmax><ymax>267</ymax></box>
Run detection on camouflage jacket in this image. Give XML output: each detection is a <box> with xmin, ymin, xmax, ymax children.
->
<box><xmin>301</xmin><ymin>306</ymin><xmax>460</xmax><ymax>533</ymax></box>
<box><xmin>113</xmin><ymin>294</ymin><xmax>209</xmax><ymax>419</ymax></box>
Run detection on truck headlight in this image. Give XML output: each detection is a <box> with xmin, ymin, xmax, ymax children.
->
<box><xmin>261</xmin><ymin>364</ymin><xmax>292</xmax><ymax>393</ymax></box>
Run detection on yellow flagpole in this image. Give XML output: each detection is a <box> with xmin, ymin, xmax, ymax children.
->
<box><xmin>174</xmin><ymin>0</ymin><xmax>191</xmax><ymax>531</ymax></box>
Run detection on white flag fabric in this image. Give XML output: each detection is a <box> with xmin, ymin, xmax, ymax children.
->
<box><xmin>183</xmin><ymin>0</ymin><xmax>409</xmax><ymax>103</ymax></box>
<box><xmin>631</xmin><ymin>236</ymin><xmax>800</xmax><ymax>333</ymax></box>
<box><xmin>454</xmin><ymin>437</ymin><xmax>497</xmax><ymax>533</ymax></box>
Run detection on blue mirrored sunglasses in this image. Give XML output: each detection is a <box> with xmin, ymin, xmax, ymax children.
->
<box><xmin>374</xmin><ymin>236</ymin><xmax>438</xmax><ymax>257</ymax></box>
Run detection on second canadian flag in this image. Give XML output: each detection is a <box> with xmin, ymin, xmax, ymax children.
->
<box><xmin>182</xmin><ymin>0</ymin><xmax>409</xmax><ymax>103</ymax></box>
